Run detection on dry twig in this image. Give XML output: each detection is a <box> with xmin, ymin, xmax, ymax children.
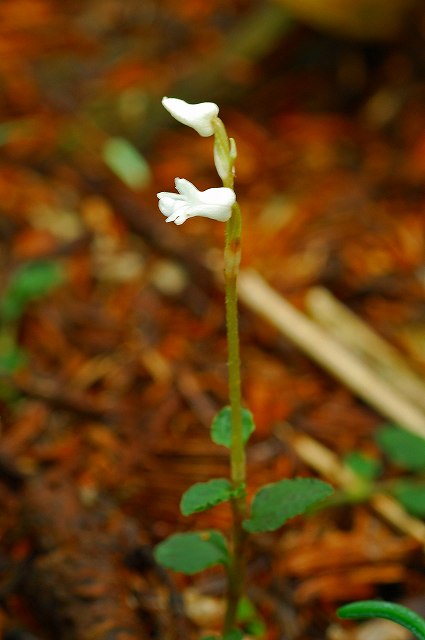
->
<box><xmin>238</xmin><ymin>270</ymin><xmax>425</xmax><ymax>440</ymax></box>
<box><xmin>276</xmin><ymin>423</ymin><xmax>425</xmax><ymax>547</ymax></box>
<box><xmin>306</xmin><ymin>286</ymin><xmax>425</xmax><ymax>413</ymax></box>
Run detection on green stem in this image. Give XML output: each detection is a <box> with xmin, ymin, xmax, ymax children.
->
<box><xmin>223</xmin><ymin>203</ymin><xmax>247</xmax><ymax>634</ymax></box>
<box><xmin>213</xmin><ymin>117</ymin><xmax>248</xmax><ymax>633</ymax></box>
<box><xmin>225</xmin><ymin>205</ymin><xmax>244</xmax><ymax>487</ymax></box>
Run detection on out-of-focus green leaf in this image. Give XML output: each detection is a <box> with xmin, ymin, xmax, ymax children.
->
<box><xmin>344</xmin><ymin>451</ymin><xmax>382</xmax><ymax>481</ymax></box>
<box><xmin>223</xmin><ymin>631</ymin><xmax>244</xmax><ymax>640</ymax></box>
<box><xmin>0</xmin><ymin>332</ymin><xmax>27</xmax><ymax>374</ymax></box>
<box><xmin>103</xmin><ymin>137</ymin><xmax>151</xmax><ymax>189</ymax></box>
<box><xmin>392</xmin><ymin>480</ymin><xmax>425</xmax><ymax>518</ymax></box>
<box><xmin>1</xmin><ymin>261</ymin><xmax>64</xmax><ymax>323</ymax></box>
<box><xmin>237</xmin><ymin>597</ymin><xmax>266</xmax><ymax>637</ymax></box>
<box><xmin>376</xmin><ymin>424</ymin><xmax>425</xmax><ymax>471</ymax></box>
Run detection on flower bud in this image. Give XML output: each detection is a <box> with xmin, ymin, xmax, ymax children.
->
<box><xmin>162</xmin><ymin>97</ymin><xmax>219</xmax><ymax>137</ymax></box>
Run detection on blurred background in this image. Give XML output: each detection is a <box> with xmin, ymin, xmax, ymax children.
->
<box><xmin>2</xmin><ymin>1</ymin><xmax>425</xmax><ymax>638</ymax></box>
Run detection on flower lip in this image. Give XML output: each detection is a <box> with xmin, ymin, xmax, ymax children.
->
<box><xmin>162</xmin><ymin>97</ymin><xmax>219</xmax><ymax>137</ymax></box>
<box><xmin>157</xmin><ymin>178</ymin><xmax>235</xmax><ymax>225</ymax></box>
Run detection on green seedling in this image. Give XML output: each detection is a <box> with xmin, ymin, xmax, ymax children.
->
<box><xmin>0</xmin><ymin>260</ymin><xmax>64</xmax><ymax>383</ymax></box>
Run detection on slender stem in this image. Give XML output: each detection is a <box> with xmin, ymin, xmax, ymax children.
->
<box><xmin>225</xmin><ymin>205</ymin><xmax>244</xmax><ymax>487</ymax></box>
<box><xmin>212</xmin><ymin>117</ymin><xmax>248</xmax><ymax>632</ymax></box>
<box><xmin>223</xmin><ymin>203</ymin><xmax>247</xmax><ymax>634</ymax></box>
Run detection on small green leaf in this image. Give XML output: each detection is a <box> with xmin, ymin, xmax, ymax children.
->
<box><xmin>392</xmin><ymin>481</ymin><xmax>425</xmax><ymax>518</ymax></box>
<box><xmin>0</xmin><ymin>340</ymin><xmax>27</xmax><ymax>374</ymax></box>
<box><xmin>103</xmin><ymin>137</ymin><xmax>151</xmax><ymax>189</ymax></box>
<box><xmin>344</xmin><ymin>451</ymin><xmax>382</xmax><ymax>481</ymax></box>
<box><xmin>181</xmin><ymin>478</ymin><xmax>243</xmax><ymax>516</ymax></box>
<box><xmin>154</xmin><ymin>530</ymin><xmax>228</xmax><ymax>575</ymax></box>
<box><xmin>237</xmin><ymin>597</ymin><xmax>266</xmax><ymax>637</ymax></box>
<box><xmin>1</xmin><ymin>261</ymin><xmax>64</xmax><ymax>322</ymax></box>
<box><xmin>223</xmin><ymin>631</ymin><xmax>244</xmax><ymax>640</ymax></box>
<box><xmin>211</xmin><ymin>406</ymin><xmax>255</xmax><ymax>448</ymax></box>
<box><xmin>243</xmin><ymin>478</ymin><xmax>333</xmax><ymax>533</ymax></box>
<box><xmin>376</xmin><ymin>424</ymin><xmax>425</xmax><ymax>471</ymax></box>
<box><xmin>338</xmin><ymin>601</ymin><xmax>425</xmax><ymax>640</ymax></box>
<box><xmin>201</xmin><ymin>631</ymin><xmax>244</xmax><ymax>640</ymax></box>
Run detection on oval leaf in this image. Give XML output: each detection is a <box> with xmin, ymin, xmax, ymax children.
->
<box><xmin>181</xmin><ymin>478</ymin><xmax>236</xmax><ymax>516</ymax></box>
<box><xmin>376</xmin><ymin>424</ymin><xmax>425</xmax><ymax>471</ymax></box>
<box><xmin>211</xmin><ymin>406</ymin><xmax>255</xmax><ymax>448</ymax></box>
<box><xmin>154</xmin><ymin>531</ymin><xmax>228</xmax><ymax>574</ymax></box>
<box><xmin>243</xmin><ymin>478</ymin><xmax>333</xmax><ymax>533</ymax></box>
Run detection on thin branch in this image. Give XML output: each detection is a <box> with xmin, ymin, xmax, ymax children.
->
<box><xmin>276</xmin><ymin>423</ymin><xmax>425</xmax><ymax>547</ymax></box>
<box><xmin>238</xmin><ymin>270</ymin><xmax>425</xmax><ymax>440</ymax></box>
<box><xmin>306</xmin><ymin>286</ymin><xmax>425</xmax><ymax>413</ymax></box>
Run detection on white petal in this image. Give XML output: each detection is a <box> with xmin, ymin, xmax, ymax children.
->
<box><xmin>174</xmin><ymin>178</ymin><xmax>201</xmax><ymax>201</ymax></box>
<box><xmin>165</xmin><ymin>207</ymin><xmax>191</xmax><ymax>224</ymax></box>
<box><xmin>199</xmin><ymin>187</ymin><xmax>236</xmax><ymax>207</ymax></box>
<box><xmin>162</xmin><ymin>97</ymin><xmax>219</xmax><ymax>137</ymax></box>
<box><xmin>172</xmin><ymin>213</ymin><xmax>188</xmax><ymax>225</ymax></box>
<box><xmin>157</xmin><ymin>191</ymin><xmax>184</xmax><ymax>201</ymax></box>
<box><xmin>164</xmin><ymin>211</ymin><xmax>177</xmax><ymax>222</ymax></box>
<box><xmin>182</xmin><ymin>203</ymin><xmax>233</xmax><ymax>222</ymax></box>
<box><xmin>158</xmin><ymin>196</ymin><xmax>185</xmax><ymax>217</ymax></box>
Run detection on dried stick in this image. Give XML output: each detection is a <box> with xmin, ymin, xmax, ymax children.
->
<box><xmin>306</xmin><ymin>286</ymin><xmax>425</xmax><ymax>413</ymax></box>
<box><xmin>238</xmin><ymin>270</ymin><xmax>425</xmax><ymax>440</ymax></box>
<box><xmin>276</xmin><ymin>423</ymin><xmax>425</xmax><ymax>547</ymax></box>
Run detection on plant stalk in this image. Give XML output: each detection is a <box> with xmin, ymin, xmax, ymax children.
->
<box><xmin>213</xmin><ymin>117</ymin><xmax>248</xmax><ymax>632</ymax></box>
<box><xmin>223</xmin><ymin>203</ymin><xmax>247</xmax><ymax>633</ymax></box>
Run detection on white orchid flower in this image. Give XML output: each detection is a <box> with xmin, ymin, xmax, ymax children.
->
<box><xmin>157</xmin><ymin>178</ymin><xmax>235</xmax><ymax>225</ymax></box>
<box><xmin>162</xmin><ymin>97</ymin><xmax>219</xmax><ymax>137</ymax></box>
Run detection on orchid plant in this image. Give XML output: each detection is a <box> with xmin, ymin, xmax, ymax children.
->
<box><xmin>154</xmin><ymin>97</ymin><xmax>333</xmax><ymax>638</ymax></box>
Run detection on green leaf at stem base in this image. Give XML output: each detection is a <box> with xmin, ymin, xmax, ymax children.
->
<box><xmin>154</xmin><ymin>530</ymin><xmax>229</xmax><ymax>574</ymax></box>
<box><xmin>243</xmin><ymin>477</ymin><xmax>333</xmax><ymax>533</ymax></box>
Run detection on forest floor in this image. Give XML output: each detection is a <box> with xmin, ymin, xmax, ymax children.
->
<box><xmin>2</xmin><ymin>1</ymin><xmax>425</xmax><ymax>639</ymax></box>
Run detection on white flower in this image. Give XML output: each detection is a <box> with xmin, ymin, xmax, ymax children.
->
<box><xmin>157</xmin><ymin>178</ymin><xmax>235</xmax><ymax>225</ymax></box>
<box><xmin>162</xmin><ymin>97</ymin><xmax>219</xmax><ymax>137</ymax></box>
